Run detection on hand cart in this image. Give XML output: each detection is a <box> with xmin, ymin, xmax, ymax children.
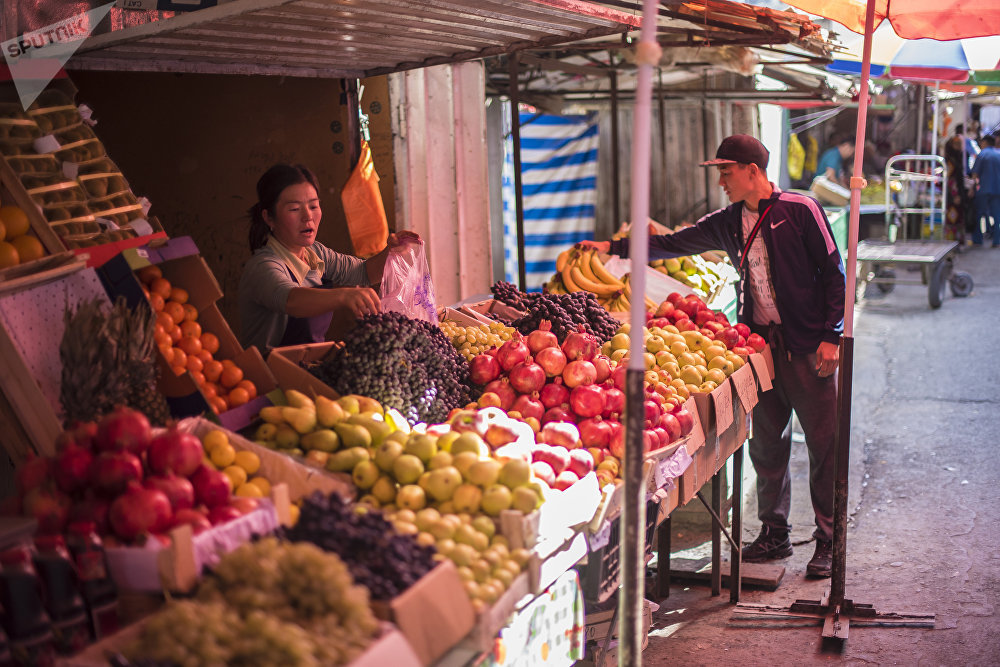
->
<box><xmin>855</xmin><ymin>155</ymin><xmax>974</xmax><ymax>308</ymax></box>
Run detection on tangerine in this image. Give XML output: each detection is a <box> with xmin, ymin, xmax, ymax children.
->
<box><xmin>159</xmin><ymin>346</ymin><xmax>175</xmax><ymax>365</ymax></box>
<box><xmin>163</xmin><ymin>301</ymin><xmax>185</xmax><ymax>324</ymax></box>
<box><xmin>227</xmin><ymin>387</ymin><xmax>250</xmax><ymax>408</ymax></box>
<box><xmin>169</xmin><ymin>287</ymin><xmax>189</xmax><ymax>305</ymax></box>
<box><xmin>200</xmin><ymin>383</ymin><xmax>219</xmax><ymax>399</ymax></box>
<box><xmin>155</xmin><ymin>311</ymin><xmax>174</xmax><ymax>331</ymax></box>
<box><xmin>185</xmin><ymin>355</ymin><xmax>204</xmax><ymax>374</ymax></box>
<box><xmin>0</xmin><ymin>206</ymin><xmax>29</xmax><ymax>238</ymax></box>
<box><xmin>0</xmin><ymin>241</ymin><xmax>19</xmax><ymax>268</ymax></box>
<box><xmin>236</xmin><ymin>379</ymin><xmax>257</xmax><ymax>400</ymax></box>
<box><xmin>149</xmin><ymin>293</ymin><xmax>165</xmax><ymax>312</ymax></box>
<box><xmin>149</xmin><ymin>277</ymin><xmax>172</xmax><ymax>299</ymax></box>
<box><xmin>211</xmin><ymin>395</ymin><xmax>229</xmax><ymax>414</ymax></box>
<box><xmin>170</xmin><ymin>363</ymin><xmax>187</xmax><ymax>377</ymax></box>
<box><xmin>154</xmin><ymin>328</ymin><xmax>171</xmax><ymax>348</ymax></box>
<box><xmin>11</xmin><ymin>235</ymin><xmax>44</xmax><ymax>263</ymax></box>
<box><xmin>178</xmin><ymin>334</ymin><xmax>202</xmax><ymax>357</ymax></box>
<box><xmin>203</xmin><ymin>360</ymin><xmax>224</xmax><ymax>383</ymax></box>
<box><xmin>189</xmin><ymin>370</ymin><xmax>206</xmax><ymax>386</ymax></box>
<box><xmin>220</xmin><ymin>364</ymin><xmax>244</xmax><ymax>389</ymax></box>
<box><xmin>169</xmin><ymin>324</ymin><xmax>183</xmax><ymax>344</ymax></box>
<box><xmin>180</xmin><ymin>320</ymin><xmax>202</xmax><ymax>339</ymax></box>
<box><xmin>136</xmin><ymin>265</ymin><xmax>162</xmax><ymax>285</ymax></box>
<box><xmin>183</xmin><ymin>304</ymin><xmax>198</xmax><ymax>321</ymax></box>
<box><xmin>200</xmin><ymin>332</ymin><xmax>219</xmax><ymax>355</ymax></box>
<box><xmin>171</xmin><ymin>348</ymin><xmax>188</xmax><ymax>369</ymax></box>
<box><xmin>196</xmin><ymin>349</ymin><xmax>213</xmax><ymax>364</ymax></box>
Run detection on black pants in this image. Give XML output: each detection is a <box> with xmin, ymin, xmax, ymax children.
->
<box><xmin>748</xmin><ymin>339</ymin><xmax>838</xmax><ymax>542</ymax></box>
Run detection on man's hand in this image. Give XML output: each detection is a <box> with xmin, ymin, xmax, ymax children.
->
<box><xmin>576</xmin><ymin>240</ymin><xmax>610</xmax><ymax>253</ymax></box>
<box><xmin>815</xmin><ymin>341</ymin><xmax>840</xmax><ymax>378</ymax></box>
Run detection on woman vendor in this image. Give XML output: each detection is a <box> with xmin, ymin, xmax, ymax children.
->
<box><xmin>238</xmin><ymin>163</ymin><xmax>419</xmax><ymax>352</ymax></box>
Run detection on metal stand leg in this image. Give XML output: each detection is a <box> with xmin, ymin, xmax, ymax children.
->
<box><xmin>731</xmin><ymin>447</ymin><xmax>743</xmax><ymax>603</ymax></box>
<box><xmin>656</xmin><ymin>516</ymin><xmax>671</xmax><ymax>599</ymax></box>
<box><xmin>711</xmin><ymin>470</ymin><xmax>722</xmax><ymax>596</ymax></box>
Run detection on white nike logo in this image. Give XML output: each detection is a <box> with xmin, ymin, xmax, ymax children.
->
<box><xmin>770</xmin><ymin>219</ymin><xmax>787</xmax><ymax>229</ymax></box>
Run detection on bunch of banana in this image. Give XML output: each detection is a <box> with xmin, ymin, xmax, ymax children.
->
<box><xmin>620</xmin><ymin>273</ymin><xmax>658</xmax><ymax>311</ymax></box>
<box><xmin>550</xmin><ymin>247</ymin><xmax>625</xmax><ymax>297</ymax></box>
<box><xmin>605</xmin><ymin>289</ymin><xmax>630</xmax><ymax>312</ymax></box>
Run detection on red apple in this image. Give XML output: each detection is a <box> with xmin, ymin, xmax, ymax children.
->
<box><xmin>531</xmin><ymin>461</ymin><xmax>557</xmax><ymax>486</ymax></box>
<box><xmin>643</xmin><ymin>430</ymin><xmax>659</xmax><ymax>453</ymax></box>
<box><xmin>655</xmin><ymin>301</ymin><xmax>675</xmax><ymax>318</ymax></box>
<box><xmin>666</xmin><ymin>292</ymin><xmax>684</xmax><ymax>305</ymax></box>
<box><xmin>746</xmin><ymin>333</ymin><xmax>767</xmax><ymax>353</ymax></box>
<box><xmin>647</xmin><ymin>317</ymin><xmax>670</xmax><ymax>329</ymax></box>
<box><xmin>652</xmin><ymin>428</ymin><xmax>671</xmax><ymax>447</ymax></box>
<box><xmin>658</xmin><ymin>413</ymin><xmax>682</xmax><ymax>441</ymax></box>
<box><xmin>703</xmin><ymin>321</ymin><xmax>724</xmax><ymax>334</ymax></box>
<box><xmin>716</xmin><ymin>327</ymin><xmax>740</xmax><ymax>349</ymax></box>
<box><xmin>677</xmin><ymin>318</ymin><xmax>699</xmax><ymax>332</ymax></box>
<box><xmin>714</xmin><ymin>312</ymin><xmax>731</xmax><ymax>326</ymax></box>
<box><xmin>699</xmin><ymin>327</ymin><xmax>716</xmax><ymax>339</ymax></box>
<box><xmin>694</xmin><ymin>309</ymin><xmax>715</xmax><ymax>326</ymax></box>
<box><xmin>673</xmin><ymin>407</ymin><xmax>694</xmax><ymax>436</ymax></box>
<box><xmin>734</xmin><ymin>323</ymin><xmax>751</xmax><ymax>339</ymax></box>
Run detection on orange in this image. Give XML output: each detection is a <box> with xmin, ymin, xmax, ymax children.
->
<box><xmin>236</xmin><ymin>379</ymin><xmax>257</xmax><ymax>400</ymax></box>
<box><xmin>149</xmin><ymin>277</ymin><xmax>172</xmax><ymax>299</ymax></box>
<box><xmin>189</xmin><ymin>370</ymin><xmax>206</xmax><ymax>386</ymax></box>
<box><xmin>136</xmin><ymin>265</ymin><xmax>162</xmax><ymax>285</ymax></box>
<box><xmin>169</xmin><ymin>325</ymin><xmax>183</xmax><ymax>344</ymax></box>
<box><xmin>0</xmin><ymin>206</ymin><xmax>29</xmax><ymax>239</ymax></box>
<box><xmin>154</xmin><ymin>328</ymin><xmax>171</xmax><ymax>348</ymax></box>
<box><xmin>196</xmin><ymin>349</ymin><xmax>213</xmax><ymax>364</ymax></box>
<box><xmin>220</xmin><ymin>364</ymin><xmax>244</xmax><ymax>389</ymax></box>
<box><xmin>210</xmin><ymin>396</ymin><xmax>228</xmax><ymax>415</ymax></box>
<box><xmin>149</xmin><ymin>293</ymin><xmax>165</xmax><ymax>312</ymax></box>
<box><xmin>183</xmin><ymin>304</ymin><xmax>198</xmax><ymax>322</ymax></box>
<box><xmin>169</xmin><ymin>287</ymin><xmax>189</xmax><ymax>305</ymax></box>
<box><xmin>171</xmin><ymin>348</ymin><xmax>188</xmax><ymax>369</ymax></box>
<box><xmin>0</xmin><ymin>241</ymin><xmax>19</xmax><ymax>269</ymax></box>
<box><xmin>203</xmin><ymin>360</ymin><xmax>223</xmax><ymax>383</ymax></box>
<box><xmin>227</xmin><ymin>387</ymin><xmax>250</xmax><ymax>408</ymax></box>
<box><xmin>180</xmin><ymin>320</ymin><xmax>202</xmax><ymax>339</ymax></box>
<box><xmin>178</xmin><ymin>335</ymin><xmax>201</xmax><ymax>357</ymax></box>
<box><xmin>163</xmin><ymin>301</ymin><xmax>185</xmax><ymax>324</ymax></box>
<box><xmin>155</xmin><ymin>311</ymin><xmax>174</xmax><ymax>331</ymax></box>
<box><xmin>11</xmin><ymin>235</ymin><xmax>44</xmax><ymax>263</ymax></box>
<box><xmin>200</xmin><ymin>332</ymin><xmax>219</xmax><ymax>355</ymax></box>
<box><xmin>201</xmin><ymin>383</ymin><xmax>218</xmax><ymax>399</ymax></box>
<box><xmin>183</xmin><ymin>348</ymin><xmax>204</xmax><ymax>371</ymax></box>
<box><xmin>159</xmin><ymin>345</ymin><xmax>175</xmax><ymax>365</ymax></box>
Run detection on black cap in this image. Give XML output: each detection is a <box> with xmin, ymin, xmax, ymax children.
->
<box><xmin>700</xmin><ymin>134</ymin><xmax>769</xmax><ymax>169</ymax></box>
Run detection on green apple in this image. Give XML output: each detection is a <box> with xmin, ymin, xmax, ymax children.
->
<box><xmin>472</xmin><ymin>515</ymin><xmax>496</xmax><ymax>539</ymax></box>
<box><xmin>405</xmin><ymin>433</ymin><xmax>438</xmax><ymax>464</ymax></box>
<box><xmin>466</xmin><ymin>459</ymin><xmax>501</xmax><ymax>488</ymax></box>
<box><xmin>427</xmin><ymin>451</ymin><xmax>454</xmax><ymax>470</ymax></box>
<box><xmin>357</xmin><ymin>494</ymin><xmax>380</xmax><ymax>508</ymax></box>
<box><xmin>395</xmin><ymin>484</ymin><xmax>426</xmax><ymax>511</ymax></box>
<box><xmin>453</xmin><ymin>451</ymin><xmax>481</xmax><ymax>478</ymax></box>
<box><xmin>374</xmin><ymin>440</ymin><xmax>404</xmax><ymax>472</ymax></box>
<box><xmin>450</xmin><ymin>543</ymin><xmax>478</xmax><ymax>568</ymax></box>
<box><xmin>436</xmin><ymin>430</ymin><xmax>461</xmax><ymax>452</ymax></box>
<box><xmin>510</xmin><ymin>548</ymin><xmax>532</xmax><ymax>568</ymax></box>
<box><xmin>426</xmin><ymin>466</ymin><xmax>463</xmax><ymax>502</ymax></box>
<box><xmin>415</xmin><ymin>532</ymin><xmax>436</xmax><ymax>548</ymax></box>
<box><xmin>436</xmin><ymin>538</ymin><xmax>456</xmax><ymax>557</ymax></box>
<box><xmin>429</xmin><ymin>517</ymin><xmax>457</xmax><ymax>541</ymax></box>
<box><xmin>511</xmin><ymin>486</ymin><xmax>542</xmax><ymax>514</ymax></box>
<box><xmin>451</xmin><ymin>432</ymin><xmax>487</xmax><ymax>457</ymax></box>
<box><xmin>414</xmin><ymin>508</ymin><xmax>441</xmax><ymax>532</ymax></box>
<box><xmin>454</xmin><ymin>523</ymin><xmax>479</xmax><ymax>547</ymax></box>
<box><xmin>497</xmin><ymin>459</ymin><xmax>531</xmax><ymax>489</ymax></box>
<box><xmin>471</xmin><ymin>559</ymin><xmax>492</xmax><ymax>583</ymax></box>
<box><xmin>351</xmin><ymin>460</ymin><xmax>380</xmax><ymax>490</ymax></box>
<box><xmin>481</xmin><ymin>484</ymin><xmax>513</xmax><ymax>516</ymax></box>
<box><xmin>492</xmin><ymin>568</ymin><xmax>514</xmax><ymax>588</ymax></box>
<box><xmin>456</xmin><ymin>565</ymin><xmax>475</xmax><ymax>582</ymax></box>
<box><xmin>392</xmin><ymin>454</ymin><xmax>424</xmax><ymax>485</ymax></box>
<box><xmin>452</xmin><ymin>484</ymin><xmax>483</xmax><ymax>513</ymax></box>
<box><xmin>371</xmin><ymin>475</ymin><xmax>398</xmax><ymax>505</ymax></box>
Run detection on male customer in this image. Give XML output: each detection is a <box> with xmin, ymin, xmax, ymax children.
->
<box><xmin>578</xmin><ymin>135</ymin><xmax>847</xmax><ymax>577</ymax></box>
<box><xmin>971</xmin><ymin>134</ymin><xmax>1000</xmax><ymax>247</ymax></box>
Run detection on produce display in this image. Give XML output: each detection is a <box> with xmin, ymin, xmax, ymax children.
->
<box><xmin>306</xmin><ymin>312</ymin><xmax>473</xmax><ymax>425</ymax></box>
<box><xmin>0</xmin><ymin>204</ymin><xmax>46</xmax><ymax>268</ymax></box>
<box><xmin>15</xmin><ymin>407</ymin><xmax>266</xmax><ymax>544</ymax></box>
<box><xmin>284</xmin><ymin>492</ymin><xmax>437</xmax><ymax>600</ymax></box>
<box><xmin>439</xmin><ymin>319</ymin><xmax>516</xmax><ymax>362</ymax></box>
<box><xmin>491</xmin><ymin>282</ymin><xmax>618</xmax><ymax>342</ymax></box>
<box><xmin>649</xmin><ymin>253</ymin><xmax>732</xmax><ymax>298</ymax></box>
<box><xmin>135</xmin><ymin>265</ymin><xmax>256</xmax><ymax>415</ymax></box>
<box><xmin>544</xmin><ymin>248</ymin><xmax>658</xmax><ymax>312</ymax></box>
<box><xmin>125</xmin><ymin>538</ymin><xmax>380</xmax><ymax>665</ymax></box>
<box><xmin>60</xmin><ymin>297</ymin><xmax>171</xmax><ymax>426</ymax></box>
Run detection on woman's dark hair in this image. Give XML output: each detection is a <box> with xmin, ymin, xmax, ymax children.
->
<box><xmin>248</xmin><ymin>164</ymin><xmax>321</xmax><ymax>252</ymax></box>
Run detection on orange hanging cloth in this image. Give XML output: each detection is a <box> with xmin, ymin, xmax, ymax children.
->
<box><xmin>341</xmin><ymin>140</ymin><xmax>389</xmax><ymax>258</ymax></box>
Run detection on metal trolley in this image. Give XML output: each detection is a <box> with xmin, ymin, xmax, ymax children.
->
<box><xmin>855</xmin><ymin>154</ymin><xmax>973</xmax><ymax>308</ymax></box>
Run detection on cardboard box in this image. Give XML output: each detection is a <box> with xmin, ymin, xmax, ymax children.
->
<box><xmin>499</xmin><ymin>471</ymin><xmax>601</xmax><ymax>551</ymax></box>
<box><xmin>465</xmin><ymin>571</ymin><xmax>532</xmax><ymax>652</ymax></box>
<box><xmin>370</xmin><ymin>560</ymin><xmax>476</xmax><ymax>666</ymax></box>
<box><xmin>528</xmin><ymin>530</ymin><xmax>588</xmax><ymax>594</ymax></box>
<box><xmin>115</xmin><ymin>0</ymin><xmax>217</xmax><ymax>10</ymax></box>
<box><xmin>691</xmin><ymin>377</ymin><xmax>734</xmax><ymax>438</ymax></box>
<box><xmin>438</xmin><ymin>306</ymin><xmax>485</xmax><ymax>328</ymax></box>
<box><xmin>266</xmin><ymin>341</ymin><xmax>341</xmax><ymax>400</ymax></box>
<box><xmin>584</xmin><ymin>598</ymin><xmax>653</xmax><ymax>645</ymax></box>
<box><xmin>463</xmin><ymin>298</ymin><xmax>527</xmax><ymax>322</ymax></box>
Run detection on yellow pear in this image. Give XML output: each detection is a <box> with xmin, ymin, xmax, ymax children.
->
<box><xmin>281</xmin><ymin>406</ymin><xmax>317</xmax><ymax>434</ymax></box>
<box><xmin>315</xmin><ymin>395</ymin><xmax>346</xmax><ymax>427</ymax></box>
<box><xmin>301</xmin><ymin>429</ymin><xmax>340</xmax><ymax>453</ymax></box>
<box><xmin>333</xmin><ymin>422</ymin><xmax>372</xmax><ymax>449</ymax></box>
<box><xmin>258</xmin><ymin>406</ymin><xmax>285</xmax><ymax>424</ymax></box>
<box><xmin>285</xmin><ymin>389</ymin><xmax>315</xmax><ymax>411</ymax></box>
<box><xmin>337</xmin><ymin>395</ymin><xmax>361</xmax><ymax>415</ymax></box>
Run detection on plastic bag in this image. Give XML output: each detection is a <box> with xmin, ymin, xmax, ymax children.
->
<box><xmin>341</xmin><ymin>141</ymin><xmax>389</xmax><ymax>258</ymax></box>
<box><xmin>787</xmin><ymin>133</ymin><xmax>805</xmax><ymax>181</ymax></box>
<box><xmin>380</xmin><ymin>239</ymin><xmax>438</xmax><ymax>324</ymax></box>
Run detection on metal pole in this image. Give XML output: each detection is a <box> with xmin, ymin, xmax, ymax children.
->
<box><xmin>619</xmin><ymin>1</ymin><xmax>658</xmax><ymax>663</ymax></box>
<box><xmin>915</xmin><ymin>84</ymin><xmax>925</xmax><ymax>155</ymax></box>
<box><xmin>657</xmin><ymin>68</ymin><xmax>670</xmax><ymax>226</ymax></box>
<box><xmin>701</xmin><ymin>74</ymin><xmax>711</xmax><ymax>212</ymax></box>
<box><xmin>508</xmin><ymin>54</ymin><xmax>528</xmax><ymax>292</ymax></box>
<box><xmin>344</xmin><ymin>78</ymin><xmax>361</xmax><ymax>169</ymax></box>
<box><xmin>610</xmin><ymin>62</ymin><xmax>622</xmax><ymax>226</ymax></box>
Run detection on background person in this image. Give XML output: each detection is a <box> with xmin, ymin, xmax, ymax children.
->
<box><xmin>578</xmin><ymin>134</ymin><xmax>846</xmax><ymax>578</ymax></box>
<box><xmin>971</xmin><ymin>135</ymin><xmax>1000</xmax><ymax>247</ymax></box>
<box><xmin>239</xmin><ymin>163</ymin><xmax>419</xmax><ymax>352</ymax></box>
<box><xmin>814</xmin><ymin>135</ymin><xmax>855</xmax><ymax>187</ymax></box>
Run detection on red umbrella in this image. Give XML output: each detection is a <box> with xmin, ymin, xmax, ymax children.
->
<box><xmin>783</xmin><ymin>0</ymin><xmax>998</xmax><ymax>613</ymax></box>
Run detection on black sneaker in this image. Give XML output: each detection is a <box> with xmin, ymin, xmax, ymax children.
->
<box><xmin>741</xmin><ymin>526</ymin><xmax>793</xmax><ymax>562</ymax></box>
<box><xmin>806</xmin><ymin>539</ymin><xmax>832</xmax><ymax>578</ymax></box>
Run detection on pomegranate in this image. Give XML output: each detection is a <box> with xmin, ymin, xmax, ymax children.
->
<box><xmin>469</xmin><ymin>354</ymin><xmax>501</xmax><ymax>386</ymax></box>
<box><xmin>534</xmin><ymin>346</ymin><xmax>567</xmax><ymax>378</ymax></box>
<box><xmin>659</xmin><ymin>412</ymin><xmax>682</xmax><ymax>442</ymax></box>
<box><xmin>578</xmin><ymin>416</ymin><xmax>612</xmax><ymax>448</ymax></box>
<box><xmin>147</xmin><ymin>426</ymin><xmax>203</xmax><ymax>477</ymax></box>
<box><xmin>53</xmin><ymin>443</ymin><xmax>94</xmax><ymax>495</ymax></box>
<box><xmin>569</xmin><ymin>384</ymin><xmax>605</xmax><ymax>419</ymax></box>
<box><xmin>16</xmin><ymin>454</ymin><xmax>51</xmax><ymax>495</ymax></box>
<box><xmin>512</xmin><ymin>393</ymin><xmax>545</xmax><ymax>422</ymax></box>
<box><xmin>561</xmin><ymin>327</ymin><xmax>599</xmax><ymax>362</ymax></box>
<box><xmin>592</xmin><ymin>355</ymin><xmax>612</xmax><ymax>384</ymax></box>
<box><xmin>144</xmin><ymin>473</ymin><xmax>195</xmax><ymax>512</ymax></box>
<box><xmin>482</xmin><ymin>379</ymin><xmax>517</xmax><ymax>411</ymax></box>
<box><xmin>95</xmin><ymin>407</ymin><xmax>152</xmax><ymax>454</ymax></box>
<box><xmin>207</xmin><ymin>505</ymin><xmax>242</xmax><ymax>526</ymax></box>
<box><xmin>229</xmin><ymin>497</ymin><xmax>260</xmax><ymax>515</ymax></box>
<box><xmin>526</xmin><ymin>320</ymin><xmax>559</xmax><ymax>353</ymax></box>
<box><xmin>509</xmin><ymin>360</ymin><xmax>546</xmax><ymax>395</ymax></box>
<box><xmin>539</xmin><ymin>379</ymin><xmax>570</xmax><ymax>409</ymax></box>
<box><xmin>540</xmin><ymin>421</ymin><xmax>580</xmax><ymax>449</ymax></box>
<box><xmin>542</xmin><ymin>406</ymin><xmax>575</xmax><ymax>425</ymax></box>
<box><xmin>171</xmin><ymin>508</ymin><xmax>212</xmax><ymax>535</ymax></box>
<box><xmin>495</xmin><ymin>335</ymin><xmax>530</xmax><ymax>372</ymax></box>
<box><xmin>22</xmin><ymin>487</ymin><xmax>71</xmax><ymax>534</ymax></box>
<box><xmin>608</xmin><ymin>426</ymin><xmax>625</xmax><ymax>458</ymax></box>
<box><xmin>610</xmin><ymin>365</ymin><xmax>626</xmax><ymax>391</ymax></box>
<box><xmin>562</xmin><ymin>360</ymin><xmax>597</xmax><ymax>388</ymax></box>
<box><xmin>109</xmin><ymin>482</ymin><xmax>172</xmax><ymax>542</ymax></box>
<box><xmin>68</xmin><ymin>496</ymin><xmax>110</xmax><ymax>536</ymax></box>
<box><xmin>601</xmin><ymin>387</ymin><xmax>626</xmax><ymax>419</ymax></box>
<box><xmin>643</xmin><ymin>399</ymin><xmax>662</xmax><ymax>427</ymax></box>
<box><xmin>55</xmin><ymin>421</ymin><xmax>98</xmax><ymax>453</ymax></box>
<box><xmin>90</xmin><ymin>451</ymin><xmax>143</xmax><ymax>497</ymax></box>
<box><xmin>190</xmin><ymin>465</ymin><xmax>232</xmax><ymax>508</ymax></box>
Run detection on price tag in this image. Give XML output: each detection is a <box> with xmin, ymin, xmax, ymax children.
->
<box><xmin>732</xmin><ymin>364</ymin><xmax>758</xmax><ymax>412</ymax></box>
<box><xmin>711</xmin><ymin>381</ymin><xmax>733</xmax><ymax>435</ymax></box>
<box><xmin>34</xmin><ymin>135</ymin><xmax>61</xmax><ymax>154</ymax></box>
<box><xmin>653</xmin><ymin>446</ymin><xmax>693</xmax><ymax>489</ymax></box>
<box><xmin>749</xmin><ymin>353</ymin><xmax>772</xmax><ymax>391</ymax></box>
<box><xmin>127</xmin><ymin>218</ymin><xmax>154</xmax><ymax>236</ymax></box>
<box><xmin>138</xmin><ymin>196</ymin><xmax>152</xmax><ymax>215</ymax></box>
<box><xmin>62</xmin><ymin>161</ymin><xmax>80</xmax><ymax>180</ymax></box>
<box><xmin>589</xmin><ymin>520</ymin><xmax>612</xmax><ymax>551</ymax></box>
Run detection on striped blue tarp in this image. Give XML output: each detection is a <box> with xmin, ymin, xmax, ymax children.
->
<box><xmin>503</xmin><ymin>112</ymin><xmax>598</xmax><ymax>292</ymax></box>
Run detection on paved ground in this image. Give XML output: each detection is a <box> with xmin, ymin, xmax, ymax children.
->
<box><xmin>636</xmin><ymin>244</ymin><xmax>1000</xmax><ymax>665</ymax></box>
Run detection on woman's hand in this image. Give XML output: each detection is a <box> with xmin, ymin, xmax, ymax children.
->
<box><xmin>335</xmin><ymin>286</ymin><xmax>380</xmax><ymax>318</ymax></box>
<box><xmin>388</xmin><ymin>230</ymin><xmax>421</xmax><ymax>248</ymax></box>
